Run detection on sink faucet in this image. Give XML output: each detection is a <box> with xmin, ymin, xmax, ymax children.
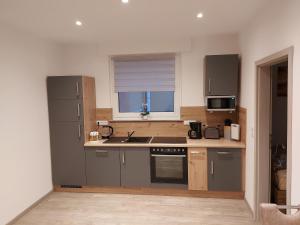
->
<box><xmin>125</xmin><ymin>131</ymin><xmax>135</xmax><ymax>142</ymax></box>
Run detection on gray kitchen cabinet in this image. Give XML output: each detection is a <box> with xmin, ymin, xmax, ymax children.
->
<box><xmin>85</xmin><ymin>148</ymin><xmax>151</xmax><ymax>188</ymax></box>
<box><xmin>50</xmin><ymin>122</ymin><xmax>85</xmax><ymax>186</ymax></box>
<box><xmin>205</xmin><ymin>54</ymin><xmax>239</xmax><ymax>96</ymax></box>
<box><xmin>120</xmin><ymin>148</ymin><xmax>151</xmax><ymax>187</ymax></box>
<box><xmin>47</xmin><ymin>76</ymin><xmax>96</xmax><ymax>186</ymax></box>
<box><xmin>48</xmin><ymin>99</ymin><xmax>83</xmax><ymax>122</ymax></box>
<box><xmin>85</xmin><ymin>148</ymin><xmax>121</xmax><ymax>186</ymax></box>
<box><xmin>47</xmin><ymin>76</ymin><xmax>82</xmax><ymax>100</ymax></box>
<box><xmin>207</xmin><ymin>148</ymin><xmax>241</xmax><ymax>191</ymax></box>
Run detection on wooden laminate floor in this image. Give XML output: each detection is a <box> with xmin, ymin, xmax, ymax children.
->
<box><xmin>13</xmin><ymin>192</ymin><xmax>258</xmax><ymax>225</ymax></box>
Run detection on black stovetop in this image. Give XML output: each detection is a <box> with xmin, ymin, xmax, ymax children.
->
<box><xmin>151</xmin><ymin>137</ymin><xmax>187</xmax><ymax>144</ymax></box>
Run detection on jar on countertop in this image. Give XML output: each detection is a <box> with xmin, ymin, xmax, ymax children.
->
<box><xmin>89</xmin><ymin>131</ymin><xmax>99</xmax><ymax>141</ymax></box>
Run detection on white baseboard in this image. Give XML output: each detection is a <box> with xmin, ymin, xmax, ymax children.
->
<box><xmin>245</xmin><ymin>197</ymin><xmax>255</xmax><ymax>220</ymax></box>
<box><xmin>6</xmin><ymin>189</ymin><xmax>53</xmax><ymax>225</ymax></box>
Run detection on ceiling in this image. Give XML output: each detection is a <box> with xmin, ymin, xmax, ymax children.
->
<box><xmin>0</xmin><ymin>0</ymin><xmax>270</xmax><ymax>44</ymax></box>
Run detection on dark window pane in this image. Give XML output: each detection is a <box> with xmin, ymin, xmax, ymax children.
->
<box><xmin>118</xmin><ymin>92</ymin><xmax>146</xmax><ymax>112</ymax></box>
<box><xmin>150</xmin><ymin>92</ymin><xmax>174</xmax><ymax>112</ymax></box>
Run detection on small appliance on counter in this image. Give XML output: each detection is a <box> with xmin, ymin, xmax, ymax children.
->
<box><xmin>188</xmin><ymin>122</ymin><xmax>202</xmax><ymax>139</ymax></box>
<box><xmin>100</xmin><ymin>125</ymin><xmax>114</xmax><ymax>139</ymax></box>
<box><xmin>231</xmin><ymin>124</ymin><xmax>240</xmax><ymax>141</ymax></box>
<box><xmin>224</xmin><ymin>119</ymin><xmax>233</xmax><ymax>140</ymax></box>
<box><xmin>204</xmin><ymin>127</ymin><xmax>220</xmax><ymax>139</ymax></box>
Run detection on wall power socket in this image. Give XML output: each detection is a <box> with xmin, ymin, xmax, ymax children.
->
<box><xmin>96</xmin><ymin>120</ymin><xmax>109</xmax><ymax>126</ymax></box>
<box><xmin>183</xmin><ymin>120</ymin><xmax>197</xmax><ymax>126</ymax></box>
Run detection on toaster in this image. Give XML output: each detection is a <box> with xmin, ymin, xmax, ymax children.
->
<box><xmin>204</xmin><ymin>127</ymin><xmax>220</xmax><ymax>139</ymax></box>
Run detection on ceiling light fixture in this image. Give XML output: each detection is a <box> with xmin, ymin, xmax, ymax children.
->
<box><xmin>75</xmin><ymin>20</ymin><xmax>83</xmax><ymax>26</ymax></box>
<box><xmin>121</xmin><ymin>0</ymin><xmax>129</xmax><ymax>4</ymax></box>
<box><xmin>197</xmin><ymin>13</ymin><xmax>203</xmax><ymax>19</ymax></box>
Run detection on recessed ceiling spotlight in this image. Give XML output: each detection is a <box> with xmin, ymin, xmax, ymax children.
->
<box><xmin>121</xmin><ymin>0</ymin><xmax>129</xmax><ymax>4</ymax></box>
<box><xmin>197</xmin><ymin>13</ymin><xmax>203</xmax><ymax>19</ymax></box>
<box><xmin>75</xmin><ymin>20</ymin><xmax>82</xmax><ymax>26</ymax></box>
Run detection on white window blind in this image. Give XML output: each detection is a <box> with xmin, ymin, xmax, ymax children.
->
<box><xmin>113</xmin><ymin>54</ymin><xmax>176</xmax><ymax>92</ymax></box>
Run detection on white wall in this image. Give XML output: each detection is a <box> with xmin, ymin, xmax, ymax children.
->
<box><xmin>239</xmin><ymin>0</ymin><xmax>300</xmax><ymax>212</ymax></box>
<box><xmin>0</xmin><ymin>24</ymin><xmax>62</xmax><ymax>225</ymax></box>
<box><xmin>60</xmin><ymin>34</ymin><xmax>240</xmax><ymax>107</ymax></box>
<box><xmin>181</xmin><ymin>35</ymin><xmax>240</xmax><ymax>106</ymax></box>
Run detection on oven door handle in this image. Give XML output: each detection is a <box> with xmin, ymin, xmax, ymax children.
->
<box><xmin>151</xmin><ymin>154</ymin><xmax>186</xmax><ymax>158</ymax></box>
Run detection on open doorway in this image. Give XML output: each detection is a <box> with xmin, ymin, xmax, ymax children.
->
<box><xmin>270</xmin><ymin>62</ymin><xmax>288</xmax><ymax>208</ymax></box>
<box><xmin>254</xmin><ymin>47</ymin><xmax>293</xmax><ymax>220</ymax></box>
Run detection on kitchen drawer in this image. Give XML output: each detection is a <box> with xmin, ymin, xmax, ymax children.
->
<box><xmin>85</xmin><ymin>148</ymin><xmax>121</xmax><ymax>186</ymax></box>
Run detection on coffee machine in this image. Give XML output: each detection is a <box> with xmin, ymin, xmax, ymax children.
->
<box><xmin>188</xmin><ymin>122</ymin><xmax>202</xmax><ymax>139</ymax></box>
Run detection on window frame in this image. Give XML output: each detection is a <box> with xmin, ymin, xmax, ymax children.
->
<box><xmin>109</xmin><ymin>54</ymin><xmax>181</xmax><ymax>120</ymax></box>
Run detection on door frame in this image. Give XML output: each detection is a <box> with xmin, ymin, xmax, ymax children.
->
<box><xmin>254</xmin><ymin>47</ymin><xmax>294</xmax><ymax>219</ymax></box>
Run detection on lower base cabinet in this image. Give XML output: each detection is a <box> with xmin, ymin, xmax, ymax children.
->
<box><xmin>85</xmin><ymin>148</ymin><xmax>121</xmax><ymax>186</ymax></box>
<box><xmin>121</xmin><ymin>148</ymin><xmax>151</xmax><ymax>187</ymax></box>
<box><xmin>207</xmin><ymin>148</ymin><xmax>241</xmax><ymax>191</ymax></box>
<box><xmin>188</xmin><ymin>148</ymin><xmax>208</xmax><ymax>191</ymax></box>
<box><xmin>85</xmin><ymin>148</ymin><xmax>151</xmax><ymax>187</ymax></box>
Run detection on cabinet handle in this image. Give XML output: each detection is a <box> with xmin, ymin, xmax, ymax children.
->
<box><xmin>96</xmin><ymin>150</ymin><xmax>108</xmax><ymax>153</ymax></box>
<box><xmin>208</xmin><ymin>79</ymin><xmax>211</xmax><ymax>93</ymax></box>
<box><xmin>151</xmin><ymin>154</ymin><xmax>186</xmax><ymax>158</ymax></box>
<box><xmin>217</xmin><ymin>151</ymin><xmax>232</xmax><ymax>155</ymax></box>
<box><xmin>77</xmin><ymin>103</ymin><xmax>81</xmax><ymax>118</ymax></box>
<box><xmin>78</xmin><ymin>125</ymin><xmax>81</xmax><ymax>139</ymax></box>
<box><xmin>210</xmin><ymin>160</ymin><xmax>214</xmax><ymax>175</ymax></box>
<box><xmin>122</xmin><ymin>152</ymin><xmax>125</xmax><ymax>165</ymax></box>
<box><xmin>76</xmin><ymin>82</ymin><xmax>79</xmax><ymax>96</ymax></box>
<box><xmin>96</xmin><ymin>150</ymin><xmax>108</xmax><ymax>157</ymax></box>
<box><xmin>190</xmin><ymin>151</ymin><xmax>201</xmax><ymax>154</ymax></box>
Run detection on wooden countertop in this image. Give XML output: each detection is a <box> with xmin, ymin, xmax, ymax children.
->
<box><xmin>84</xmin><ymin>138</ymin><xmax>246</xmax><ymax>149</ymax></box>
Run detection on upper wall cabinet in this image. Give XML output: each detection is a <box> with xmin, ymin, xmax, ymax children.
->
<box><xmin>204</xmin><ymin>54</ymin><xmax>239</xmax><ymax>96</ymax></box>
<box><xmin>47</xmin><ymin>76</ymin><xmax>83</xmax><ymax>100</ymax></box>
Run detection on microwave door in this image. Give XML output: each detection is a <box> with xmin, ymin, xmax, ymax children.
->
<box><xmin>207</xmin><ymin>96</ymin><xmax>236</xmax><ymax>111</ymax></box>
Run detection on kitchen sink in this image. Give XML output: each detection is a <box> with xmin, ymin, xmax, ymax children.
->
<box><xmin>103</xmin><ymin>136</ymin><xmax>152</xmax><ymax>144</ymax></box>
<box><xmin>125</xmin><ymin>137</ymin><xmax>152</xmax><ymax>143</ymax></box>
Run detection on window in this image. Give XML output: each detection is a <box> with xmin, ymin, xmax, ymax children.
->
<box><xmin>118</xmin><ymin>91</ymin><xmax>174</xmax><ymax>113</ymax></box>
<box><xmin>111</xmin><ymin>54</ymin><xmax>180</xmax><ymax>120</ymax></box>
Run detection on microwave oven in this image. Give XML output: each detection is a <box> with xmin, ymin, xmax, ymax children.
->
<box><xmin>206</xmin><ymin>96</ymin><xmax>236</xmax><ymax>112</ymax></box>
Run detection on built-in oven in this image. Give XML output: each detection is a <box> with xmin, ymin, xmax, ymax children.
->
<box><xmin>150</xmin><ymin>147</ymin><xmax>188</xmax><ymax>184</ymax></box>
